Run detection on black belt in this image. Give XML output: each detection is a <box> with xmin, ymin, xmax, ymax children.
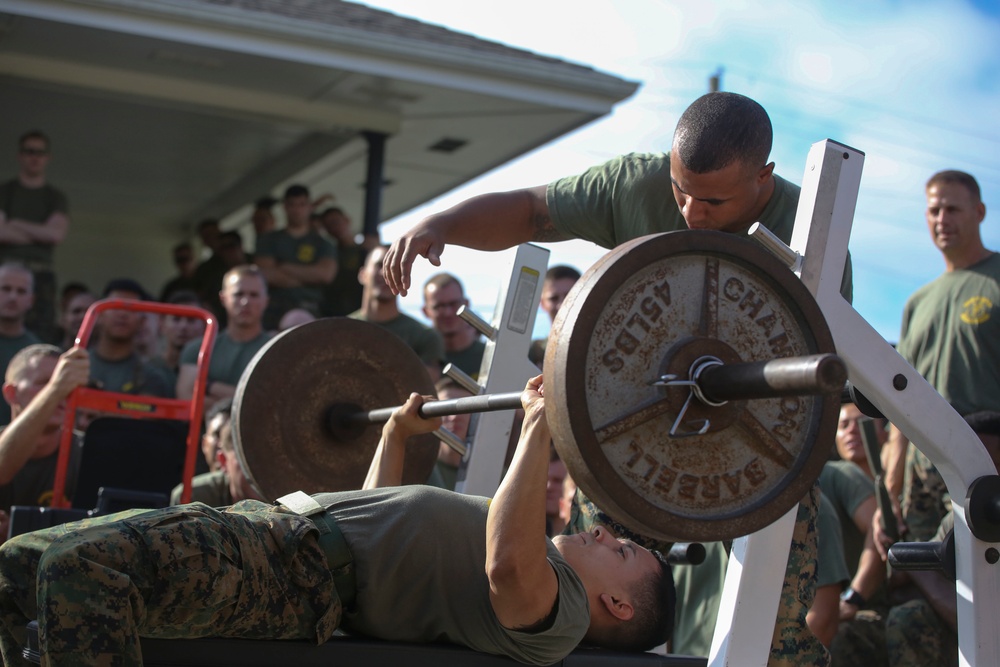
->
<box><xmin>276</xmin><ymin>491</ymin><xmax>356</xmax><ymax>611</ymax></box>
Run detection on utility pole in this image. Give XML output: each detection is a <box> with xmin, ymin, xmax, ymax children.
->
<box><xmin>709</xmin><ymin>67</ymin><xmax>724</xmax><ymax>93</ymax></box>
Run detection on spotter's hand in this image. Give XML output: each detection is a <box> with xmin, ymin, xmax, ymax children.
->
<box><xmin>384</xmin><ymin>221</ymin><xmax>445</xmax><ymax>296</ymax></box>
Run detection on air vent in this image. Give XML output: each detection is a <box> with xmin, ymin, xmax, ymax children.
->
<box><xmin>428</xmin><ymin>138</ymin><xmax>467</xmax><ymax>154</ymax></box>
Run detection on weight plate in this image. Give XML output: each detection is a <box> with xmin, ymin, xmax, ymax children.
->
<box><xmin>232</xmin><ymin>318</ymin><xmax>438</xmax><ymax>501</ymax></box>
<box><xmin>545</xmin><ymin>230</ymin><xmax>838</xmax><ymax>542</ymax></box>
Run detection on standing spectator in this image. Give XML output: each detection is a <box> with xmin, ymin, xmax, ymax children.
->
<box><xmin>169</xmin><ymin>401</ymin><xmax>262</xmax><ymax>506</ymax></box>
<box><xmin>57</xmin><ymin>289</ymin><xmax>95</xmax><ymax>351</ymax></box>
<box><xmin>0</xmin><ymin>345</ymin><xmax>89</xmax><ymax>539</ymax></box>
<box><xmin>250</xmin><ymin>196</ymin><xmax>277</xmax><ymax>238</ymax></box>
<box><xmin>0</xmin><ymin>131</ymin><xmax>70</xmax><ymax>343</ymax></box>
<box><xmin>0</xmin><ymin>264</ymin><xmax>41</xmax><ymax>426</ymax></box>
<box><xmin>176</xmin><ymin>265</ymin><xmax>271</xmax><ymax>411</ymax></box>
<box><xmin>192</xmin><ymin>219</ymin><xmax>224</xmax><ymax>313</ymax></box>
<box><xmin>318</xmin><ymin>206</ymin><xmax>373</xmax><ymax>317</ymax></box>
<box><xmin>530</xmin><ymin>265</ymin><xmax>581</xmax><ymax>367</ymax></box>
<box><xmin>88</xmin><ymin>279</ymin><xmax>174</xmax><ymax>398</ymax></box>
<box><xmin>422</xmin><ymin>273</ymin><xmax>485</xmax><ymax>378</ymax></box>
<box><xmin>882</xmin><ymin>170</ymin><xmax>999</xmax><ymax>542</ymax></box>
<box><xmin>350</xmin><ymin>245</ymin><xmax>444</xmax><ymax>379</ymax></box>
<box><xmin>158</xmin><ymin>242</ymin><xmax>198</xmax><ymax>302</ymax></box>
<box><xmin>255</xmin><ymin>184</ymin><xmax>337</xmax><ymax>328</ymax></box>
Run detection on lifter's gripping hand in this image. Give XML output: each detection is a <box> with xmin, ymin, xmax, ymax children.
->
<box><xmin>363</xmin><ymin>393</ymin><xmax>441</xmax><ymax>489</ymax></box>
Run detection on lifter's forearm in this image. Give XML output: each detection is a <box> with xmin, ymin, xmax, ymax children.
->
<box><xmin>362</xmin><ymin>423</ymin><xmax>408</xmax><ymax>489</ymax></box>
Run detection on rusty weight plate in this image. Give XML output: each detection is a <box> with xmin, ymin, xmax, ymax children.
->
<box><xmin>544</xmin><ymin>230</ymin><xmax>838</xmax><ymax>543</ymax></box>
<box><xmin>232</xmin><ymin>318</ymin><xmax>439</xmax><ymax>501</ymax></box>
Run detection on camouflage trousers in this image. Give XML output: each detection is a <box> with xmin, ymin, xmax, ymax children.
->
<box><xmin>885</xmin><ymin>598</ymin><xmax>957</xmax><ymax>667</ymax></box>
<box><xmin>902</xmin><ymin>444</ymin><xmax>951</xmax><ymax>543</ymax></box>
<box><xmin>0</xmin><ymin>501</ymin><xmax>342</xmax><ymax>666</ymax></box>
<box><xmin>829</xmin><ymin>608</ymin><xmax>887</xmax><ymax>667</ymax></box>
<box><xmin>568</xmin><ymin>483</ymin><xmax>828</xmax><ymax>666</ymax></box>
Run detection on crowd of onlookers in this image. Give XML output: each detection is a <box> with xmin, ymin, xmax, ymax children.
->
<box><xmin>1</xmin><ymin>102</ymin><xmax>998</xmax><ymax>666</ymax></box>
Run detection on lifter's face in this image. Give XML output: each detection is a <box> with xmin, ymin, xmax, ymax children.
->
<box><xmin>552</xmin><ymin>526</ymin><xmax>659</xmax><ymax>600</ymax></box>
<box><xmin>669</xmin><ymin>155</ymin><xmax>773</xmax><ymax>233</ymax></box>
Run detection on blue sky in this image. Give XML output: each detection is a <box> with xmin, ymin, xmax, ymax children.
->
<box><xmin>366</xmin><ymin>0</ymin><xmax>1000</xmax><ymax>342</ymax></box>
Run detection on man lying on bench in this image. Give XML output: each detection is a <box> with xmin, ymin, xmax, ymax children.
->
<box><xmin>0</xmin><ymin>375</ymin><xmax>675</xmax><ymax>667</ymax></box>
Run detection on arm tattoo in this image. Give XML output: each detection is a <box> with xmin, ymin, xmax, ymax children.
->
<box><xmin>530</xmin><ymin>213</ymin><xmax>568</xmax><ymax>243</ymax></box>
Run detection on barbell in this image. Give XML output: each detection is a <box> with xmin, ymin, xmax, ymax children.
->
<box><xmin>232</xmin><ymin>230</ymin><xmax>843</xmax><ymax>543</ymax></box>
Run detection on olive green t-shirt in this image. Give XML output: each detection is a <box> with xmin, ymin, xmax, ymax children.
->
<box><xmin>316</xmin><ymin>486</ymin><xmax>589</xmax><ymax>664</ymax></box>
<box><xmin>547</xmin><ymin>152</ymin><xmax>853</xmax><ymax>302</ymax></box>
<box><xmin>897</xmin><ymin>252</ymin><xmax>1000</xmax><ymax>415</ymax></box>
<box><xmin>818</xmin><ymin>460</ymin><xmax>874</xmax><ymax>579</ymax></box>
<box><xmin>179</xmin><ymin>330</ymin><xmax>272</xmax><ymax>386</ymax></box>
<box><xmin>348</xmin><ymin>311</ymin><xmax>445</xmax><ymax>369</ymax></box>
<box><xmin>445</xmin><ymin>337</ymin><xmax>486</xmax><ymax>379</ymax></box>
<box><xmin>255</xmin><ymin>228</ymin><xmax>337</xmax><ymax>308</ymax></box>
<box><xmin>817</xmin><ymin>491</ymin><xmax>850</xmax><ymax>588</ymax></box>
<box><xmin>0</xmin><ymin>430</ymin><xmax>83</xmax><ymax>512</ymax></box>
<box><xmin>0</xmin><ymin>180</ymin><xmax>68</xmax><ymax>266</ymax></box>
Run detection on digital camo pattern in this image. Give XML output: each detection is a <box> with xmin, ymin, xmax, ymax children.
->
<box><xmin>0</xmin><ymin>501</ymin><xmax>341</xmax><ymax>666</ymax></box>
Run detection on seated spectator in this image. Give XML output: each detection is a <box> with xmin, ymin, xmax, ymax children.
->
<box><xmin>148</xmin><ymin>291</ymin><xmax>207</xmax><ymax>382</ymax></box>
<box><xmin>277</xmin><ymin>307</ymin><xmax>316</xmax><ymax>332</ymax></box>
<box><xmin>0</xmin><ymin>345</ymin><xmax>89</xmax><ymax>541</ymax></box>
<box><xmin>255</xmin><ymin>184</ymin><xmax>337</xmax><ymax>328</ymax></box>
<box><xmin>52</xmin><ymin>282</ymin><xmax>89</xmax><ymax>346</ymax></box>
<box><xmin>176</xmin><ymin>265</ymin><xmax>271</xmax><ymax>412</ymax></box>
<box><xmin>350</xmin><ymin>245</ymin><xmax>444</xmax><ymax>380</ymax></box>
<box><xmin>821</xmin><ymin>402</ymin><xmax>888</xmax><ymax>666</ymax></box>
<box><xmin>169</xmin><ymin>406</ymin><xmax>262</xmax><ymax>506</ymax></box>
<box><xmin>423</xmin><ymin>273</ymin><xmax>485</xmax><ymax>378</ymax></box>
<box><xmin>197</xmin><ymin>398</ymin><xmax>232</xmax><ymax>473</ymax></box>
<box><xmin>88</xmin><ymin>279</ymin><xmax>174</xmax><ymax>398</ymax></box>
<box><xmin>530</xmin><ymin>265</ymin><xmax>580</xmax><ymax>367</ymax></box>
<box><xmin>883</xmin><ymin>411</ymin><xmax>1000</xmax><ymax>667</ymax></box>
<box><xmin>546</xmin><ymin>451</ymin><xmax>572</xmax><ymax>537</ymax></box>
<box><xmin>158</xmin><ymin>241</ymin><xmax>198</xmax><ymax>302</ymax></box>
<box><xmin>57</xmin><ymin>285</ymin><xmax>94</xmax><ymax>351</ymax></box>
<box><xmin>0</xmin><ymin>263</ymin><xmax>41</xmax><ymax>425</ymax></box>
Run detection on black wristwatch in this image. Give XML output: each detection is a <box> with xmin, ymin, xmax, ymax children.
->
<box><xmin>840</xmin><ymin>587</ymin><xmax>866</xmax><ymax>608</ymax></box>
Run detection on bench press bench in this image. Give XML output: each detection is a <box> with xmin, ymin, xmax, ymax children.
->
<box><xmin>22</xmin><ymin>622</ymin><xmax>708</xmax><ymax>667</ymax></box>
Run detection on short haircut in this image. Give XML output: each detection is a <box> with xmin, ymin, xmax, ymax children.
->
<box><xmin>219</xmin><ymin>230</ymin><xmax>243</xmax><ymax>247</ymax></box>
<box><xmin>102</xmin><ymin>278</ymin><xmax>149</xmax><ymax>301</ymax></box>
<box><xmin>424</xmin><ymin>272</ymin><xmax>463</xmax><ymax>296</ymax></box>
<box><xmin>205</xmin><ymin>396</ymin><xmax>233</xmax><ymax>427</ymax></box>
<box><xmin>965</xmin><ymin>411</ymin><xmax>1000</xmax><ymax>437</ymax></box>
<box><xmin>60</xmin><ymin>282</ymin><xmax>90</xmax><ymax>300</ymax></box>
<box><xmin>590</xmin><ymin>551</ymin><xmax>676</xmax><ymax>651</ymax></box>
<box><xmin>321</xmin><ymin>206</ymin><xmax>346</xmax><ymax>217</ymax></box>
<box><xmin>0</xmin><ymin>262</ymin><xmax>35</xmax><ymax>290</ymax></box>
<box><xmin>222</xmin><ymin>264</ymin><xmax>266</xmax><ymax>291</ymax></box>
<box><xmin>167</xmin><ymin>290</ymin><xmax>201</xmax><ymax>306</ymax></box>
<box><xmin>5</xmin><ymin>344</ymin><xmax>60</xmax><ymax>384</ymax></box>
<box><xmin>673</xmin><ymin>92</ymin><xmax>772</xmax><ymax>174</ymax></box>
<box><xmin>173</xmin><ymin>241</ymin><xmax>193</xmax><ymax>255</ymax></box>
<box><xmin>926</xmin><ymin>170</ymin><xmax>981</xmax><ymax>203</ymax></box>
<box><xmin>196</xmin><ymin>218</ymin><xmax>219</xmax><ymax>232</ymax></box>
<box><xmin>283</xmin><ymin>184</ymin><xmax>310</xmax><ymax>200</ymax></box>
<box><xmin>18</xmin><ymin>130</ymin><xmax>49</xmax><ymax>151</ymax></box>
<box><xmin>545</xmin><ymin>265</ymin><xmax>581</xmax><ymax>283</ymax></box>
<box><xmin>254</xmin><ymin>195</ymin><xmax>278</xmax><ymax>210</ymax></box>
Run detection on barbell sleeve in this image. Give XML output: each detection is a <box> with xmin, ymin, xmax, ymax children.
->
<box><xmin>696</xmin><ymin>353</ymin><xmax>846</xmax><ymax>404</ymax></box>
